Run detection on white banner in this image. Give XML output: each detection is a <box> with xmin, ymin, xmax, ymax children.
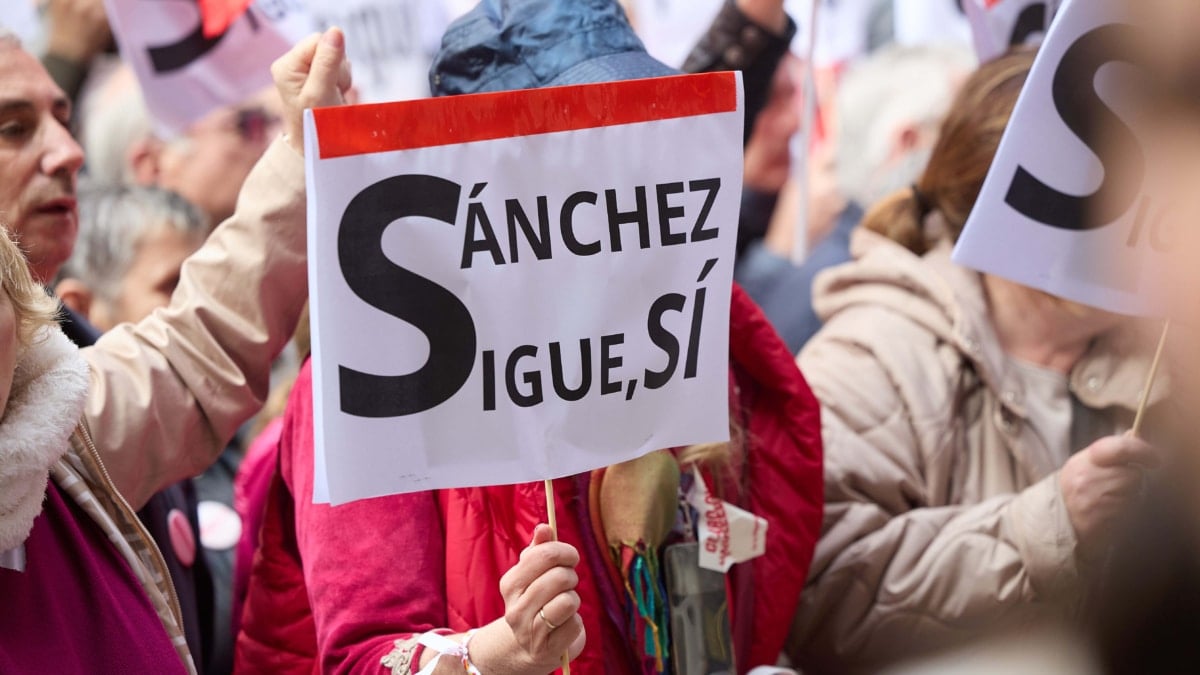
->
<box><xmin>305</xmin><ymin>73</ymin><xmax>744</xmax><ymax>504</ymax></box>
<box><xmin>965</xmin><ymin>0</ymin><xmax>1062</xmax><ymax>63</ymax></box>
<box><xmin>953</xmin><ymin>0</ymin><xmax>1162</xmax><ymax>316</ymax></box>
<box><xmin>103</xmin><ymin>0</ymin><xmax>310</xmax><ymax>136</ymax></box>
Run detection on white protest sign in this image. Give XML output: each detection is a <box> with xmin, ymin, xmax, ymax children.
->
<box><xmin>965</xmin><ymin>0</ymin><xmax>1062</xmax><ymax>63</ymax></box>
<box><xmin>305</xmin><ymin>73</ymin><xmax>744</xmax><ymax>504</ymax></box>
<box><xmin>103</xmin><ymin>0</ymin><xmax>310</xmax><ymax>136</ymax></box>
<box><xmin>893</xmin><ymin>0</ymin><xmax>973</xmax><ymax>48</ymax></box>
<box><xmin>305</xmin><ymin>0</ymin><xmax>449</xmax><ymax>102</ymax></box>
<box><xmin>0</xmin><ymin>1</ymin><xmax>40</xmax><ymax>48</ymax></box>
<box><xmin>953</xmin><ymin>0</ymin><xmax>1162</xmax><ymax>316</ymax></box>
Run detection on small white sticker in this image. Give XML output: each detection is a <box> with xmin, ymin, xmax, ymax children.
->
<box><xmin>686</xmin><ymin>468</ymin><xmax>768</xmax><ymax>573</ymax></box>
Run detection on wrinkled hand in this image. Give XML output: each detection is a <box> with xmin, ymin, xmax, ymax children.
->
<box><xmin>271</xmin><ymin>27</ymin><xmax>352</xmax><ymax>155</ymax></box>
<box><xmin>45</xmin><ymin>0</ymin><xmax>112</xmax><ymax>64</ymax></box>
<box><xmin>486</xmin><ymin>524</ymin><xmax>585</xmax><ymax>673</ymax></box>
<box><xmin>1059</xmin><ymin>434</ymin><xmax>1158</xmax><ymax>559</ymax></box>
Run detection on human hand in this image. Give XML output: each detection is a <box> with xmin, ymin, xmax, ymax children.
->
<box><xmin>45</xmin><ymin>0</ymin><xmax>112</xmax><ymax>64</ymax></box>
<box><xmin>270</xmin><ymin>27</ymin><xmax>352</xmax><ymax>155</ymax></box>
<box><xmin>477</xmin><ymin>524</ymin><xmax>585</xmax><ymax>673</ymax></box>
<box><xmin>1059</xmin><ymin>434</ymin><xmax>1159</xmax><ymax>559</ymax></box>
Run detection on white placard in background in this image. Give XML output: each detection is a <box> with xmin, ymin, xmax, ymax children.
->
<box><xmin>953</xmin><ymin>0</ymin><xmax>1161</xmax><ymax>315</ymax></box>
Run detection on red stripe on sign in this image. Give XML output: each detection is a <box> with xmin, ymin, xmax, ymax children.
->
<box><xmin>313</xmin><ymin>72</ymin><xmax>738</xmax><ymax>159</ymax></box>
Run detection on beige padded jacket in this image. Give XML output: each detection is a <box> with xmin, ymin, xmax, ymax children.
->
<box><xmin>787</xmin><ymin>229</ymin><xmax>1164</xmax><ymax>673</ymax></box>
<box><xmin>66</xmin><ymin>138</ymin><xmax>306</xmax><ymax>673</ymax></box>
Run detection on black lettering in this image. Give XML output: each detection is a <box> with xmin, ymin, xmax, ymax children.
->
<box><xmin>549</xmin><ymin>339</ymin><xmax>592</xmax><ymax>401</ymax></box>
<box><xmin>461</xmin><ymin>199</ymin><xmax>505</xmax><ymax>268</ymax></box>
<box><xmin>605</xmin><ymin>186</ymin><xmax>651</xmax><ymax>252</ymax></box>
<box><xmin>146</xmin><ymin>0</ymin><xmax>260</xmax><ymax>73</ymax></box>
<box><xmin>645</xmin><ymin>293</ymin><xmax>685</xmax><ymax>389</ymax></box>
<box><xmin>600</xmin><ymin>334</ymin><xmax>625</xmax><ymax>395</ymax></box>
<box><xmin>337</xmin><ymin>175</ymin><xmax>475</xmax><ymax>417</ymax></box>
<box><xmin>506</xmin><ymin>196</ymin><xmax>553</xmax><ymax>263</ymax></box>
<box><xmin>689</xmin><ymin>178</ymin><xmax>721</xmax><ymax>241</ymax></box>
<box><xmin>656</xmin><ymin>182</ymin><xmax>688</xmax><ymax>246</ymax></box>
<box><xmin>1004</xmin><ymin>24</ymin><xmax>1142</xmax><ymax>230</ymax></box>
<box><xmin>560</xmin><ymin>191</ymin><xmax>602</xmax><ymax>256</ymax></box>
<box><xmin>684</xmin><ymin>287</ymin><xmax>706</xmax><ymax>379</ymax></box>
<box><xmin>482</xmin><ymin>349</ymin><xmax>496</xmax><ymax>411</ymax></box>
<box><xmin>505</xmin><ymin>345</ymin><xmax>543</xmax><ymax>407</ymax></box>
<box><xmin>1009</xmin><ymin>2</ymin><xmax>1047</xmax><ymax>47</ymax></box>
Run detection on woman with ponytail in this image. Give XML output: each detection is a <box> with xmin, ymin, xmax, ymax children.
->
<box><xmin>788</xmin><ymin>50</ymin><xmax>1163</xmax><ymax>672</ymax></box>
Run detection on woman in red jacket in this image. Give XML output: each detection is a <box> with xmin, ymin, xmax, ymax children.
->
<box><xmin>236</xmin><ymin>2</ymin><xmax>822</xmax><ymax>674</ymax></box>
<box><xmin>237</xmin><ymin>282</ymin><xmax>821</xmax><ymax>675</ymax></box>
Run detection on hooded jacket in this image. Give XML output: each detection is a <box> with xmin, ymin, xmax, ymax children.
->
<box><xmin>787</xmin><ymin>229</ymin><xmax>1163</xmax><ymax>673</ymax></box>
<box><xmin>235</xmin><ymin>285</ymin><xmax>823</xmax><ymax>675</ymax></box>
<box><xmin>0</xmin><ymin>138</ymin><xmax>307</xmax><ymax>674</ymax></box>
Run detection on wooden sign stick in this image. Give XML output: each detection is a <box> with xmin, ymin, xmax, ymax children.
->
<box><xmin>544</xmin><ymin>478</ymin><xmax>572</xmax><ymax>675</ymax></box>
<box><xmin>1131</xmin><ymin>320</ymin><xmax>1171</xmax><ymax>437</ymax></box>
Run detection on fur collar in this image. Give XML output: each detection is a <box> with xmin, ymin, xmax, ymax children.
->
<box><xmin>0</xmin><ymin>328</ymin><xmax>89</xmax><ymax>550</ymax></box>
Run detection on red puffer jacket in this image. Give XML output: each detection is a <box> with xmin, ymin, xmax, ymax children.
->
<box><xmin>235</xmin><ymin>285</ymin><xmax>822</xmax><ymax>675</ymax></box>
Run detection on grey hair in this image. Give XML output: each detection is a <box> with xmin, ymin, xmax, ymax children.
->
<box><xmin>59</xmin><ymin>185</ymin><xmax>209</xmax><ymax>298</ymax></box>
<box><xmin>835</xmin><ymin>43</ymin><xmax>976</xmax><ymax>209</ymax></box>
<box><xmin>81</xmin><ymin>74</ymin><xmax>154</xmax><ymax>187</ymax></box>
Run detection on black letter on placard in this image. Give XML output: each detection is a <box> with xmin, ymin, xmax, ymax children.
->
<box><xmin>605</xmin><ymin>186</ymin><xmax>651</xmax><ymax>252</ymax></box>
<box><xmin>147</xmin><ymin>0</ymin><xmax>259</xmax><ymax>73</ymax></box>
<box><xmin>506</xmin><ymin>345</ymin><xmax>544</xmax><ymax>407</ymax></box>
<box><xmin>645</xmin><ymin>293</ymin><xmax>686</xmax><ymax>389</ymax></box>
<box><xmin>1009</xmin><ymin>3</ymin><xmax>1047</xmax><ymax>47</ymax></box>
<box><xmin>600</xmin><ymin>334</ymin><xmax>624</xmax><ymax>395</ymax></box>
<box><xmin>337</xmin><ymin>175</ymin><xmax>476</xmax><ymax>417</ymax></box>
<box><xmin>689</xmin><ymin>178</ymin><xmax>721</xmax><ymax>241</ymax></box>
<box><xmin>1004</xmin><ymin>24</ymin><xmax>1142</xmax><ymax>230</ymax></box>
<box><xmin>549</xmin><ymin>340</ymin><xmax>592</xmax><ymax>401</ymax></box>
<box><xmin>506</xmin><ymin>197</ymin><xmax>552</xmax><ymax>263</ymax></box>
<box><xmin>684</xmin><ymin>287</ymin><xmax>706</xmax><ymax>379</ymax></box>
<box><xmin>560</xmin><ymin>191</ymin><xmax>602</xmax><ymax>256</ymax></box>
<box><xmin>656</xmin><ymin>182</ymin><xmax>688</xmax><ymax>246</ymax></box>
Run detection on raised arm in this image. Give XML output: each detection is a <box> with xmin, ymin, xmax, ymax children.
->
<box><xmin>81</xmin><ymin>28</ymin><xmax>352</xmax><ymax>508</ymax></box>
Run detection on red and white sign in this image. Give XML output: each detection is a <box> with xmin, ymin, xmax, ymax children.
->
<box><xmin>687</xmin><ymin>468</ymin><xmax>767</xmax><ymax>573</ymax></box>
<box><xmin>103</xmin><ymin>0</ymin><xmax>310</xmax><ymax>135</ymax></box>
<box><xmin>953</xmin><ymin>0</ymin><xmax>1162</xmax><ymax>315</ymax></box>
<box><xmin>304</xmin><ymin>73</ymin><xmax>744</xmax><ymax>504</ymax></box>
<box><xmin>965</xmin><ymin>0</ymin><xmax>1062</xmax><ymax>63</ymax></box>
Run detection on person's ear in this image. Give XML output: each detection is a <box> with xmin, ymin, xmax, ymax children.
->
<box><xmin>126</xmin><ymin>135</ymin><xmax>164</xmax><ymax>186</ymax></box>
<box><xmin>53</xmin><ymin>278</ymin><xmax>94</xmax><ymax>320</ymax></box>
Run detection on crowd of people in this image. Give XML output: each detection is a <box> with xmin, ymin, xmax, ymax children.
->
<box><xmin>2</xmin><ymin>0</ymin><xmax>1200</xmax><ymax>673</ymax></box>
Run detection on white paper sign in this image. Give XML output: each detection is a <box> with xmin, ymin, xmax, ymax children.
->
<box><xmin>953</xmin><ymin>0</ymin><xmax>1162</xmax><ymax>316</ymax></box>
<box><xmin>687</xmin><ymin>468</ymin><xmax>767</xmax><ymax>573</ymax></box>
<box><xmin>305</xmin><ymin>0</ymin><xmax>449</xmax><ymax>102</ymax></box>
<box><xmin>103</xmin><ymin>0</ymin><xmax>310</xmax><ymax>136</ymax></box>
<box><xmin>965</xmin><ymin>0</ymin><xmax>1062</xmax><ymax>63</ymax></box>
<box><xmin>305</xmin><ymin>73</ymin><xmax>744</xmax><ymax>504</ymax></box>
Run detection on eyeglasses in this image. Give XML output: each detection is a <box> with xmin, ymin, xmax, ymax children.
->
<box><xmin>229</xmin><ymin>107</ymin><xmax>281</xmax><ymax>144</ymax></box>
<box><xmin>189</xmin><ymin>106</ymin><xmax>281</xmax><ymax>144</ymax></box>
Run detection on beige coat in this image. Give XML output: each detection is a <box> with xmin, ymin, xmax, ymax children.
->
<box><xmin>787</xmin><ymin>229</ymin><xmax>1162</xmax><ymax>673</ymax></box>
<box><xmin>68</xmin><ymin>138</ymin><xmax>304</xmax><ymax>673</ymax></box>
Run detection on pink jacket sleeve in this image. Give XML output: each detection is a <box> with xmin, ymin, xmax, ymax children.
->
<box><xmin>281</xmin><ymin>363</ymin><xmax>449</xmax><ymax>674</ymax></box>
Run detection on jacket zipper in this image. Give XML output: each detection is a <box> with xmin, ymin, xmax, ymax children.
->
<box><xmin>76</xmin><ymin>421</ymin><xmax>186</xmax><ymax>631</ymax></box>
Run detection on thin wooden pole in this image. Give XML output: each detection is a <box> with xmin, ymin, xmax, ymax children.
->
<box><xmin>543</xmin><ymin>478</ymin><xmax>571</xmax><ymax>675</ymax></box>
<box><xmin>1131</xmin><ymin>320</ymin><xmax>1171</xmax><ymax>437</ymax></box>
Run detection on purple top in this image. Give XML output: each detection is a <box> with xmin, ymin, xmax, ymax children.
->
<box><xmin>0</xmin><ymin>481</ymin><xmax>186</xmax><ymax>674</ymax></box>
